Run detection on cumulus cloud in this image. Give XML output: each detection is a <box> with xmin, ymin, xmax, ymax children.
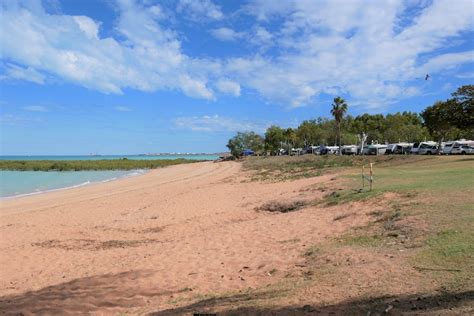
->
<box><xmin>230</xmin><ymin>0</ymin><xmax>474</xmax><ymax>107</ymax></box>
<box><xmin>72</xmin><ymin>16</ymin><xmax>100</xmax><ymax>40</ymax></box>
<box><xmin>1</xmin><ymin>63</ymin><xmax>46</xmax><ymax>84</ymax></box>
<box><xmin>177</xmin><ymin>0</ymin><xmax>224</xmax><ymax>21</ymax></box>
<box><xmin>0</xmin><ymin>0</ymin><xmax>472</xmax><ymax>109</ymax></box>
<box><xmin>174</xmin><ymin>115</ymin><xmax>267</xmax><ymax>133</ymax></box>
<box><xmin>419</xmin><ymin>51</ymin><xmax>474</xmax><ymax>73</ymax></box>
<box><xmin>0</xmin><ymin>0</ymin><xmax>217</xmax><ymax>99</ymax></box>
<box><xmin>210</xmin><ymin>27</ymin><xmax>245</xmax><ymax>41</ymax></box>
<box><xmin>216</xmin><ymin>80</ymin><xmax>241</xmax><ymax>96</ymax></box>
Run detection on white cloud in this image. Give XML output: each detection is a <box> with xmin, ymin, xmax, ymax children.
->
<box><xmin>0</xmin><ymin>0</ymin><xmax>216</xmax><ymax>99</ymax></box>
<box><xmin>2</xmin><ymin>63</ymin><xmax>46</xmax><ymax>84</ymax></box>
<box><xmin>456</xmin><ymin>72</ymin><xmax>474</xmax><ymax>79</ymax></box>
<box><xmin>210</xmin><ymin>27</ymin><xmax>245</xmax><ymax>41</ymax></box>
<box><xmin>0</xmin><ymin>113</ymin><xmax>44</xmax><ymax>126</ymax></box>
<box><xmin>179</xmin><ymin>75</ymin><xmax>215</xmax><ymax>100</ymax></box>
<box><xmin>72</xmin><ymin>16</ymin><xmax>100</xmax><ymax>40</ymax></box>
<box><xmin>114</xmin><ymin>106</ymin><xmax>132</xmax><ymax>112</ymax></box>
<box><xmin>174</xmin><ymin>115</ymin><xmax>267</xmax><ymax>133</ymax></box>
<box><xmin>420</xmin><ymin>51</ymin><xmax>474</xmax><ymax>73</ymax></box>
<box><xmin>0</xmin><ymin>0</ymin><xmax>472</xmax><ymax>110</ymax></box>
<box><xmin>216</xmin><ymin>80</ymin><xmax>241</xmax><ymax>96</ymax></box>
<box><xmin>22</xmin><ymin>105</ymin><xmax>49</xmax><ymax>112</ymax></box>
<box><xmin>228</xmin><ymin>0</ymin><xmax>474</xmax><ymax>107</ymax></box>
<box><xmin>249</xmin><ymin>26</ymin><xmax>274</xmax><ymax>49</ymax></box>
<box><xmin>177</xmin><ymin>0</ymin><xmax>224</xmax><ymax>21</ymax></box>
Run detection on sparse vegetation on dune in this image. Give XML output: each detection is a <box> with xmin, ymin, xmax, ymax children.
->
<box><xmin>324</xmin><ymin>156</ymin><xmax>474</xmax><ymax>290</ymax></box>
<box><xmin>0</xmin><ymin>158</ymin><xmax>199</xmax><ymax>171</ymax></box>
<box><xmin>198</xmin><ymin>155</ymin><xmax>473</xmax><ymax>314</ymax></box>
<box><xmin>243</xmin><ymin>154</ymin><xmax>431</xmax><ymax>181</ymax></box>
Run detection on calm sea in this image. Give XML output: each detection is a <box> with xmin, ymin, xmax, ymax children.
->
<box><xmin>0</xmin><ymin>155</ymin><xmax>219</xmax><ymax>198</ymax></box>
<box><xmin>0</xmin><ymin>154</ymin><xmax>220</xmax><ymax>161</ymax></box>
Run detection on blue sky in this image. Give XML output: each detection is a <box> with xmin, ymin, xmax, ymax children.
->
<box><xmin>0</xmin><ymin>0</ymin><xmax>473</xmax><ymax>155</ymax></box>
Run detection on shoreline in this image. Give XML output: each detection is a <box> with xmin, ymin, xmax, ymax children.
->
<box><xmin>0</xmin><ymin>169</ymin><xmax>149</xmax><ymax>201</ymax></box>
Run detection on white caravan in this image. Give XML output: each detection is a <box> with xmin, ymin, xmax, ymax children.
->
<box><xmin>386</xmin><ymin>143</ymin><xmax>412</xmax><ymax>154</ymax></box>
<box><xmin>450</xmin><ymin>140</ymin><xmax>474</xmax><ymax>154</ymax></box>
<box><xmin>341</xmin><ymin>145</ymin><xmax>358</xmax><ymax>155</ymax></box>
<box><xmin>442</xmin><ymin>142</ymin><xmax>454</xmax><ymax>155</ymax></box>
<box><xmin>363</xmin><ymin>144</ymin><xmax>388</xmax><ymax>155</ymax></box>
<box><xmin>410</xmin><ymin>141</ymin><xmax>437</xmax><ymax>154</ymax></box>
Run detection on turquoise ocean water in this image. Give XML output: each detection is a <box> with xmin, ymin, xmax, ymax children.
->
<box><xmin>0</xmin><ymin>155</ymin><xmax>219</xmax><ymax>198</ymax></box>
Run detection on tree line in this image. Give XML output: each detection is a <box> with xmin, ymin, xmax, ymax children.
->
<box><xmin>227</xmin><ymin>85</ymin><xmax>473</xmax><ymax>157</ymax></box>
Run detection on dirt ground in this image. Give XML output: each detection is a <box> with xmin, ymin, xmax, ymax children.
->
<box><xmin>0</xmin><ymin>161</ymin><xmax>472</xmax><ymax>315</ymax></box>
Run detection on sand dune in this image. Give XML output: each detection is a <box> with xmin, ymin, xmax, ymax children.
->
<box><xmin>0</xmin><ymin>161</ymin><xmax>383</xmax><ymax>314</ymax></box>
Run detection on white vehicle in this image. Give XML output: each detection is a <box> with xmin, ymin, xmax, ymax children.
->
<box><xmin>290</xmin><ymin>148</ymin><xmax>304</xmax><ymax>155</ymax></box>
<box><xmin>410</xmin><ymin>141</ymin><xmax>437</xmax><ymax>154</ymax></box>
<box><xmin>305</xmin><ymin>145</ymin><xmax>319</xmax><ymax>154</ymax></box>
<box><xmin>442</xmin><ymin>142</ymin><xmax>454</xmax><ymax>155</ymax></box>
<box><xmin>386</xmin><ymin>143</ymin><xmax>412</xmax><ymax>154</ymax></box>
<box><xmin>363</xmin><ymin>144</ymin><xmax>388</xmax><ymax>155</ymax></box>
<box><xmin>327</xmin><ymin>146</ymin><xmax>339</xmax><ymax>155</ymax></box>
<box><xmin>458</xmin><ymin>144</ymin><xmax>474</xmax><ymax>155</ymax></box>
<box><xmin>418</xmin><ymin>142</ymin><xmax>439</xmax><ymax>155</ymax></box>
<box><xmin>341</xmin><ymin>145</ymin><xmax>358</xmax><ymax>155</ymax></box>
<box><xmin>450</xmin><ymin>140</ymin><xmax>474</xmax><ymax>154</ymax></box>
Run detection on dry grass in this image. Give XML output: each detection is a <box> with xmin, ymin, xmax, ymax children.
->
<box><xmin>255</xmin><ymin>200</ymin><xmax>309</xmax><ymax>213</ymax></box>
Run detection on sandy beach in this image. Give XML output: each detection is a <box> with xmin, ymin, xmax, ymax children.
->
<box><xmin>0</xmin><ymin>161</ymin><xmax>367</xmax><ymax>314</ymax></box>
<box><xmin>2</xmin><ymin>159</ymin><xmax>470</xmax><ymax>315</ymax></box>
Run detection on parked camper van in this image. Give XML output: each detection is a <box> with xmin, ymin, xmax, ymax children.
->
<box><xmin>319</xmin><ymin>146</ymin><xmax>339</xmax><ymax>155</ymax></box>
<box><xmin>410</xmin><ymin>141</ymin><xmax>437</xmax><ymax>154</ymax></box>
<box><xmin>417</xmin><ymin>142</ymin><xmax>438</xmax><ymax>155</ymax></box>
<box><xmin>450</xmin><ymin>140</ymin><xmax>474</xmax><ymax>155</ymax></box>
<box><xmin>290</xmin><ymin>148</ymin><xmax>304</xmax><ymax>156</ymax></box>
<box><xmin>459</xmin><ymin>144</ymin><xmax>474</xmax><ymax>155</ymax></box>
<box><xmin>341</xmin><ymin>145</ymin><xmax>358</xmax><ymax>155</ymax></box>
<box><xmin>442</xmin><ymin>142</ymin><xmax>454</xmax><ymax>155</ymax></box>
<box><xmin>363</xmin><ymin>144</ymin><xmax>388</xmax><ymax>155</ymax></box>
<box><xmin>386</xmin><ymin>143</ymin><xmax>412</xmax><ymax>154</ymax></box>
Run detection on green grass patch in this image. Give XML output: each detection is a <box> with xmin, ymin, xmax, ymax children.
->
<box><xmin>337</xmin><ymin>234</ymin><xmax>384</xmax><ymax>247</ymax></box>
<box><xmin>353</xmin><ymin>156</ymin><xmax>474</xmax><ymax>192</ymax></box>
<box><xmin>419</xmin><ymin>230</ymin><xmax>474</xmax><ymax>268</ymax></box>
<box><xmin>318</xmin><ymin>156</ymin><xmax>473</xmax><ymax>207</ymax></box>
<box><xmin>0</xmin><ymin>158</ymin><xmax>199</xmax><ymax>171</ymax></box>
<box><xmin>320</xmin><ymin>189</ymin><xmax>382</xmax><ymax>207</ymax></box>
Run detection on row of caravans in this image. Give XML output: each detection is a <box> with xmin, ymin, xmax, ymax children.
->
<box><xmin>441</xmin><ymin>140</ymin><xmax>474</xmax><ymax>155</ymax></box>
<box><xmin>290</xmin><ymin>139</ymin><xmax>474</xmax><ymax>156</ymax></box>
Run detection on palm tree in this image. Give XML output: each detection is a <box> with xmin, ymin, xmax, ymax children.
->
<box><xmin>331</xmin><ymin>96</ymin><xmax>348</xmax><ymax>155</ymax></box>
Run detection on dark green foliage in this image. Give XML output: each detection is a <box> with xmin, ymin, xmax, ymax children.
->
<box><xmin>421</xmin><ymin>100</ymin><xmax>460</xmax><ymax>145</ymax></box>
<box><xmin>264</xmin><ymin>125</ymin><xmax>286</xmax><ymax>154</ymax></box>
<box><xmin>226</xmin><ymin>131</ymin><xmax>264</xmax><ymax>158</ymax></box>
<box><xmin>0</xmin><ymin>159</ymin><xmax>196</xmax><ymax>171</ymax></box>
<box><xmin>450</xmin><ymin>85</ymin><xmax>474</xmax><ymax>130</ymax></box>
<box><xmin>421</xmin><ymin>85</ymin><xmax>474</xmax><ymax>143</ymax></box>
